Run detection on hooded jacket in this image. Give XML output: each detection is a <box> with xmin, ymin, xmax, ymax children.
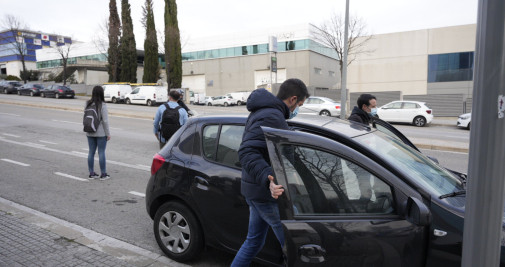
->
<box><xmin>238</xmin><ymin>88</ymin><xmax>290</xmax><ymax>201</ymax></box>
<box><xmin>348</xmin><ymin>106</ymin><xmax>372</xmax><ymax>125</ymax></box>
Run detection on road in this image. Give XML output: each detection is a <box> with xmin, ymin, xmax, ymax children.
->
<box><xmin>0</xmin><ymin>94</ymin><xmax>469</xmax><ymax>266</ymax></box>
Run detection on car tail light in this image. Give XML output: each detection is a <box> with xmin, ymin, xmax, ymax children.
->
<box><xmin>151</xmin><ymin>153</ymin><xmax>165</xmax><ymax>175</ymax></box>
<box><xmin>58</xmin><ymin>89</ymin><xmax>64</xmax><ymax>93</ymax></box>
<box><xmin>154</xmin><ymin>93</ymin><xmax>156</xmax><ymax>99</ymax></box>
<box><xmin>335</xmin><ymin>105</ymin><xmax>340</xmax><ymax>109</ymax></box>
<box><xmin>426</xmin><ymin>110</ymin><xmax>432</xmax><ymax>114</ymax></box>
<box><xmin>118</xmin><ymin>91</ymin><xmax>120</xmax><ymax>96</ymax></box>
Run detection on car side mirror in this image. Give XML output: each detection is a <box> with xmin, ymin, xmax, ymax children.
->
<box><xmin>405</xmin><ymin>197</ymin><xmax>431</xmax><ymax>226</ymax></box>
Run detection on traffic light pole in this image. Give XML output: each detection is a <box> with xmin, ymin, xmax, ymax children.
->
<box><xmin>462</xmin><ymin>0</ymin><xmax>505</xmax><ymax>266</ymax></box>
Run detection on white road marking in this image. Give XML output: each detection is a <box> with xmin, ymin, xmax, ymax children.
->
<box><xmin>0</xmin><ymin>112</ymin><xmax>21</xmax><ymax>117</ymax></box>
<box><xmin>0</xmin><ymin>138</ymin><xmax>150</xmax><ymax>171</ymax></box>
<box><xmin>128</xmin><ymin>191</ymin><xmax>146</xmax><ymax>197</ymax></box>
<box><xmin>72</xmin><ymin>151</ymin><xmax>88</xmax><ymax>156</ymax></box>
<box><xmin>52</xmin><ymin>119</ymin><xmax>81</xmax><ymax>125</ymax></box>
<box><xmin>136</xmin><ymin>164</ymin><xmax>151</xmax><ymax>169</ymax></box>
<box><xmin>24</xmin><ymin>142</ymin><xmax>46</xmax><ymax>147</ymax></box>
<box><xmin>1</xmin><ymin>158</ymin><xmax>30</xmax><ymax>167</ymax></box>
<box><xmin>2</xmin><ymin>133</ymin><xmax>20</xmax><ymax>138</ymax></box>
<box><xmin>39</xmin><ymin>140</ymin><xmax>58</xmax><ymax>145</ymax></box>
<box><xmin>54</xmin><ymin>172</ymin><xmax>89</xmax><ymax>182</ymax></box>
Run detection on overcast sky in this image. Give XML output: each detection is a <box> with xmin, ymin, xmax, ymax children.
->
<box><xmin>0</xmin><ymin>0</ymin><xmax>478</xmax><ymax>49</ymax></box>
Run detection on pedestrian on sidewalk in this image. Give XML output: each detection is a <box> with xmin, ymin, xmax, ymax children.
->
<box><xmin>231</xmin><ymin>79</ymin><xmax>310</xmax><ymax>267</ymax></box>
<box><xmin>85</xmin><ymin>86</ymin><xmax>111</xmax><ymax>180</ymax></box>
<box><xmin>348</xmin><ymin>93</ymin><xmax>377</xmax><ymax>125</ymax></box>
<box><xmin>153</xmin><ymin>90</ymin><xmax>188</xmax><ymax>149</ymax></box>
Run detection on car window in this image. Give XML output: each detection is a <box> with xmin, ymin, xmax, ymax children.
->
<box><xmin>313</xmin><ymin>98</ymin><xmax>324</xmax><ymax>104</ymax></box>
<box><xmin>202</xmin><ymin>125</ymin><xmax>219</xmax><ymax>159</ymax></box>
<box><xmin>131</xmin><ymin>88</ymin><xmax>139</xmax><ymax>94</ymax></box>
<box><xmin>216</xmin><ymin>125</ymin><xmax>244</xmax><ymax>168</ymax></box>
<box><xmin>402</xmin><ymin>103</ymin><xmax>418</xmax><ymax>109</ymax></box>
<box><xmin>279</xmin><ymin>145</ymin><xmax>395</xmax><ymax>216</ymax></box>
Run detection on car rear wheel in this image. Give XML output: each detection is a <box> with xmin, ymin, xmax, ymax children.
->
<box><xmin>224</xmin><ymin>102</ymin><xmax>229</xmax><ymax>107</ymax></box>
<box><xmin>4</xmin><ymin>89</ymin><xmax>7</xmax><ymax>94</ymax></box>
<box><xmin>413</xmin><ymin>116</ymin><xmax>427</xmax><ymax>127</ymax></box>
<box><xmin>320</xmin><ymin>110</ymin><xmax>331</xmax><ymax>116</ymax></box>
<box><xmin>147</xmin><ymin>100</ymin><xmax>153</xmax><ymax>106</ymax></box>
<box><xmin>467</xmin><ymin>122</ymin><xmax>471</xmax><ymax>130</ymax></box>
<box><xmin>154</xmin><ymin>202</ymin><xmax>203</xmax><ymax>262</ymax></box>
<box><xmin>41</xmin><ymin>93</ymin><xmax>45</xmax><ymax>98</ymax></box>
<box><xmin>112</xmin><ymin>97</ymin><xmax>118</xmax><ymax>104</ymax></box>
<box><xmin>55</xmin><ymin>93</ymin><xmax>60</xmax><ymax>99</ymax></box>
<box><xmin>17</xmin><ymin>90</ymin><xmax>21</xmax><ymax>95</ymax></box>
<box><xmin>30</xmin><ymin>91</ymin><xmax>34</xmax><ymax>97</ymax></box>
<box><xmin>207</xmin><ymin>103</ymin><xmax>212</xmax><ymax>106</ymax></box>
<box><xmin>126</xmin><ymin>98</ymin><xmax>131</xmax><ymax>104</ymax></box>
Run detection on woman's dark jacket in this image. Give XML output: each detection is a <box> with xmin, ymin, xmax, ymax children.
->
<box><xmin>238</xmin><ymin>88</ymin><xmax>290</xmax><ymax>202</ymax></box>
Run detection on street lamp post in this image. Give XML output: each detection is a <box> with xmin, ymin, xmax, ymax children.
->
<box><xmin>340</xmin><ymin>0</ymin><xmax>350</xmax><ymax>119</ymax></box>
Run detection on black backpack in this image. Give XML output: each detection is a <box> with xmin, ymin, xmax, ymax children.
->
<box><xmin>83</xmin><ymin>105</ymin><xmax>101</xmax><ymax>133</ymax></box>
<box><xmin>160</xmin><ymin>103</ymin><xmax>182</xmax><ymax>140</ymax></box>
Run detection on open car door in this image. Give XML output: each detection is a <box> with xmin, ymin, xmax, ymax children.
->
<box><xmin>262</xmin><ymin>126</ymin><xmax>429</xmax><ymax>267</ymax></box>
<box><xmin>371</xmin><ymin>116</ymin><xmax>420</xmax><ymax>152</ymax></box>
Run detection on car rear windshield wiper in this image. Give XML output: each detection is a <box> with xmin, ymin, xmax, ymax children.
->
<box><xmin>439</xmin><ymin>190</ymin><xmax>466</xmax><ymax>199</ymax></box>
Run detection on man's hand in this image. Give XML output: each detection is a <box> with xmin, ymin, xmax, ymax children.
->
<box><xmin>268</xmin><ymin>175</ymin><xmax>284</xmax><ymax>199</ymax></box>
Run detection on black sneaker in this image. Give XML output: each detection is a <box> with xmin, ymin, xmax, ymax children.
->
<box><xmin>88</xmin><ymin>173</ymin><xmax>99</xmax><ymax>179</ymax></box>
<box><xmin>100</xmin><ymin>173</ymin><xmax>111</xmax><ymax>181</ymax></box>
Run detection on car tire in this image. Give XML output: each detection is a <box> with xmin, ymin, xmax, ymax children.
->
<box><xmin>55</xmin><ymin>93</ymin><xmax>60</xmax><ymax>99</ymax></box>
<box><xmin>207</xmin><ymin>103</ymin><xmax>212</xmax><ymax>106</ymax></box>
<box><xmin>413</xmin><ymin>116</ymin><xmax>426</xmax><ymax>127</ymax></box>
<box><xmin>41</xmin><ymin>93</ymin><xmax>45</xmax><ymax>98</ymax></box>
<box><xmin>154</xmin><ymin>202</ymin><xmax>203</xmax><ymax>262</ymax></box>
<box><xmin>112</xmin><ymin>97</ymin><xmax>118</xmax><ymax>104</ymax></box>
<box><xmin>467</xmin><ymin>122</ymin><xmax>471</xmax><ymax>130</ymax></box>
<box><xmin>30</xmin><ymin>91</ymin><xmax>34</xmax><ymax>97</ymax></box>
<box><xmin>4</xmin><ymin>89</ymin><xmax>7</xmax><ymax>94</ymax></box>
<box><xmin>17</xmin><ymin>90</ymin><xmax>21</xmax><ymax>95</ymax></box>
<box><xmin>320</xmin><ymin>110</ymin><xmax>331</xmax><ymax>116</ymax></box>
<box><xmin>147</xmin><ymin>100</ymin><xmax>153</xmax><ymax>106</ymax></box>
<box><xmin>126</xmin><ymin>98</ymin><xmax>131</xmax><ymax>105</ymax></box>
<box><xmin>224</xmin><ymin>102</ymin><xmax>229</xmax><ymax>107</ymax></box>
<box><xmin>237</xmin><ymin>101</ymin><xmax>242</xmax><ymax>106</ymax></box>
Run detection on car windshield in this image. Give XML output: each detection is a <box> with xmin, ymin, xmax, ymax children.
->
<box><xmin>34</xmin><ymin>84</ymin><xmax>44</xmax><ymax>89</ymax></box>
<box><xmin>354</xmin><ymin>130</ymin><xmax>465</xmax><ymax>207</ymax></box>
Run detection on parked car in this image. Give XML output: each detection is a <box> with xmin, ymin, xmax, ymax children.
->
<box><xmin>40</xmin><ymin>85</ymin><xmax>75</xmax><ymax>99</ymax></box>
<box><xmin>377</xmin><ymin>100</ymin><xmax>433</xmax><ymax>127</ymax></box>
<box><xmin>457</xmin><ymin>113</ymin><xmax>471</xmax><ymax>130</ymax></box>
<box><xmin>125</xmin><ymin>85</ymin><xmax>167</xmax><ymax>106</ymax></box>
<box><xmin>207</xmin><ymin>95</ymin><xmax>239</xmax><ymax>106</ymax></box>
<box><xmin>0</xmin><ymin>81</ymin><xmax>22</xmax><ymax>94</ymax></box>
<box><xmin>17</xmin><ymin>83</ymin><xmax>44</xmax><ymax>96</ymax></box>
<box><xmin>298</xmin><ymin>96</ymin><xmax>341</xmax><ymax>117</ymax></box>
<box><xmin>204</xmin><ymin>96</ymin><xmax>214</xmax><ymax>106</ymax></box>
<box><xmin>103</xmin><ymin>83</ymin><xmax>132</xmax><ymax>103</ymax></box>
<box><xmin>145</xmin><ymin>114</ymin><xmax>490</xmax><ymax>267</ymax></box>
<box><xmin>226</xmin><ymin>92</ymin><xmax>251</xmax><ymax>105</ymax></box>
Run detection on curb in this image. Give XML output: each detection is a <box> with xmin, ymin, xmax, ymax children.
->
<box><xmin>0</xmin><ymin>197</ymin><xmax>188</xmax><ymax>267</ymax></box>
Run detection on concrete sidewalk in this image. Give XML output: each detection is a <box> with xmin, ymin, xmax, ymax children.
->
<box><xmin>0</xmin><ymin>197</ymin><xmax>187</xmax><ymax>267</ymax></box>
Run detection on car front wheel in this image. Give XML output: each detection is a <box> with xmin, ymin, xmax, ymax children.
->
<box><xmin>17</xmin><ymin>91</ymin><xmax>21</xmax><ymax>95</ymax></box>
<box><xmin>4</xmin><ymin>89</ymin><xmax>7</xmax><ymax>94</ymax></box>
<box><xmin>41</xmin><ymin>93</ymin><xmax>45</xmax><ymax>98</ymax></box>
<box><xmin>224</xmin><ymin>102</ymin><xmax>229</xmax><ymax>107</ymax></box>
<box><xmin>30</xmin><ymin>91</ymin><xmax>34</xmax><ymax>97</ymax></box>
<box><xmin>55</xmin><ymin>93</ymin><xmax>60</xmax><ymax>99</ymax></box>
<box><xmin>154</xmin><ymin>202</ymin><xmax>203</xmax><ymax>262</ymax></box>
<box><xmin>112</xmin><ymin>97</ymin><xmax>117</xmax><ymax>104</ymax></box>
<box><xmin>320</xmin><ymin>110</ymin><xmax>331</xmax><ymax>116</ymax></box>
<box><xmin>207</xmin><ymin>103</ymin><xmax>212</xmax><ymax>106</ymax></box>
<box><xmin>413</xmin><ymin>116</ymin><xmax>427</xmax><ymax>127</ymax></box>
<box><xmin>126</xmin><ymin>98</ymin><xmax>131</xmax><ymax>104</ymax></box>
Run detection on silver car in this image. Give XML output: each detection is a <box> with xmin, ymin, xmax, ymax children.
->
<box><xmin>298</xmin><ymin>96</ymin><xmax>341</xmax><ymax>117</ymax></box>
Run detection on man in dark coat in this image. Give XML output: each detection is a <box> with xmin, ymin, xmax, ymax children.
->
<box><xmin>348</xmin><ymin>93</ymin><xmax>377</xmax><ymax>125</ymax></box>
<box><xmin>231</xmin><ymin>79</ymin><xmax>310</xmax><ymax>267</ymax></box>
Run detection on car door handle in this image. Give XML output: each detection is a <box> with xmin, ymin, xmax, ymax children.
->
<box><xmin>299</xmin><ymin>244</ymin><xmax>326</xmax><ymax>263</ymax></box>
<box><xmin>195</xmin><ymin>176</ymin><xmax>209</xmax><ymax>190</ymax></box>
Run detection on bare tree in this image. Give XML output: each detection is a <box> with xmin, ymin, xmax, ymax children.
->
<box><xmin>1</xmin><ymin>14</ymin><xmax>29</xmax><ymax>83</ymax></box>
<box><xmin>312</xmin><ymin>13</ymin><xmax>374</xmax><ymax>77</ymax></box>
<box><xmin>53</xmin><ymin>42</ymin><xmax>73</xmax><ymax>85</ymax></box>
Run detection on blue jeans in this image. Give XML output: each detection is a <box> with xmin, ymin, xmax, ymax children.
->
<box><xmin>231</xmin><ymin>199</ymin><xmax>284</xmax><ymax>267</ymax></box>
<box><xmin>87</xmin><ymin>136</ymin><xmax>107</xmax><ymax>174</ymax></box>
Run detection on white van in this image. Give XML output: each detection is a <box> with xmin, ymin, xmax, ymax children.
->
<box><xmin>103</xmin><ymin>83</ymin><xmax>132</xmax><ymax>103</ymax></box>
<box><xmin>226</xmin><ymin>92</ymin><xmax>251</xmax><ymax>105</ymax></box>
<box><xmin>125</xmin><ymin>85</ymin><xmax>168</xmax><ymax>106</ymax></box>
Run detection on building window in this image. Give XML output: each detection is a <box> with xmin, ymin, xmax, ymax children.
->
<box><xmin>329</xmin><ymin>71</ymin><xmax>335</xmax><ymax>77</ymax></box>
<box><xmin>428</xmin><ymin>52</ymin><xmax>474</xmax><ymax>83</ymax></box>
<box><xmin>314</xmin><ymin>68</ymin><xmax>322</xmax><ymax>75</ymax></box>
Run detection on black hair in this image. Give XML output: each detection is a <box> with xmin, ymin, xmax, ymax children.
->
<box><xmin>276</xmin><ymin>78</ymin><xmax>310</xmax><ymax>101</ymax></box>
<box><xmin>169</xmin><ymin>90</ymin><xmax>181</xmax><ymax>101</ymax></box>
<box><xmin>86</xmin><ymin>86</ymin><xmax>105</xmax><ymax>110</ymax></box>
<box><xmin>357</xmin><ymin>94</ymin><xmax>377</xmax><ymax>109</ymax></box>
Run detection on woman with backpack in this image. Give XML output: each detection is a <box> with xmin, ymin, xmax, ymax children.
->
<box><xmin>85</xmin><ymin>85</ymin><xmax>111</xmax><ymax>180</ymax></box>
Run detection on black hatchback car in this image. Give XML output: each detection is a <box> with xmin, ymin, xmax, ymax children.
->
<box><xmin>41</xmin><ymin>85</ymin><xmax>75</xmax><ymax>99</ymax></box>
<box><xmin>17</xmin><ymin>83</ymin><xmax>44</xmax><ymax>96</ymax></box>
<box><xmin>146</xmin><ymin>115</ymin><xmax>503</xmax><ymax>266</ymax></box>
<box><xmin>0</xmin><ymin>80</ymin><xmax>22</xmax><ymax>94</ymax></box>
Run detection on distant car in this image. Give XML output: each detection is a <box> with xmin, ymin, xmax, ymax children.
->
<box><xmin>377</xmin><ymin>100</ymin><xmax>433</xmax><ymax>127</ymax></box>
<box><xmin>103</xmin><ymin>83</ymin><xmax>132</xmax><ymax>103</ymax></box>
<box><xmin>0</xmin><ymin>81</ymin><xmax>22</xmax><ymax>94</ymax></box>
<box><xmin>299</xmin><ymin>96</ymin><xmax>341</xmax><ymax>117</ymax></box>
<box><xmin>207</xmin><ymin>95</ymin><xmax>238</xmax><ymax>106</ymax></box>
<box><xmin>457</xmin><ymin>113</ymin><xmax>471</xmax><ymax>130</ymax></box>
<box><xmin>204</xmin><ymin>96</ymin><xmax>214</xmax><ymax>106</ymax></box>
<box><xmin>17</xmin><ymin>83</ymin><xmax>44</xmax><ymax>96</ymax></box>
<box><xmin>40</xmin><ymin>85</ymin><xmax>75</xmax><ymax>99</ymax></box>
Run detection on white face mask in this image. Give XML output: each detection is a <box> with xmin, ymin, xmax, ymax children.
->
<box><xmin>370</xmin><ymin>108</ymin><xmax>377</xmax><ymax>116</ymax></box>
<box><xmin>289</xmin><ymin>106</ymin><xmax>299</xmax><ymax>119</ymax></box>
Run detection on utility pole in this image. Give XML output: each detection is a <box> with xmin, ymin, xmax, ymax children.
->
<box><xmin>462</xmin><ymin>0</ymin><xmax>505</xmax><ymax>266</ymax></box>
<box><xmin>340</xmin><ymin>0</ymin><xmax>350</xmax><ymax>119</ymax></box>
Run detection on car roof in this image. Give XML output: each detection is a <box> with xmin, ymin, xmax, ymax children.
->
<box><xmin>192</xmin><ymin>114</ymin><xmax>373</xmax><ymax>138</ymax></box>
<box><xmin>387</xmin><ymin>100</ymin><xmax>426</xmax><ymax>105</ymax></box>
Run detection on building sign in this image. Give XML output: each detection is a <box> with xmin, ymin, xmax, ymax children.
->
<box><xmin>41</xmin><ymin>34</ymin><xmax>49</xmax><ymax>41</ymax></box>
<box><xmin>16</xmin><ymin>36</ymin><xmax>24</xmax><ymax>43</ymax></box>
<box><xmin>50</xmin><ymin>41</ymin><xmax>56</xmax><ymax>47</ymax></box>
<box><xmin>57</xmin><ymin>36</ymin><xmax>64</xmax><ymax>43</ymax></box>
<box><xmin>271</xmin><ymin>57</ymin><xmax>277</xmax><ymax>73</ymax></box>
<box><xmin>33</xmin><ymin>39</ymin><xmax>41</xmax><ymax>45</ymax></box>
<box><xmin>18</xmin><ymin>32</ymin><xmax>37</xmax><ymax>38</ymax></box>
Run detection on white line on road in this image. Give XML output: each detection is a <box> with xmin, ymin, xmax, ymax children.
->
<box><xmin>136</xmin><ymin>164</ymin><xmax>151</xmax><ymax>169</ymax></box>
<box><xmin>52</xmin><ymin>119</ymin><xmax>81</xmax><ymax>125</ymax></box>
<box><xmin>2</xmin><ymin>133</ymin><xmax>20</xmax><ymax>138</ymax></box>
<box><xmin>39</xmin><ymin>140</ymin><xmax>58</xmax><ymax>145</ymax></box>
<box><xmin>1</xmin><ymin>158</ymin><xmax>30</xmax><ymax>166</ymax></box>
<box><xmin>128</xmin><ymin>191</ymin><xmax>146</xmax><ymax>197</ymax></box>
<box><xmin>54</xmin><ymin>172</ymin><xmax>89</xmax><ymax>182</ymax></box>
<box><xmin>0</xmin><ymin>138</ymin><xmax>150</xmax><ymax>172</ymax></box>
<box><xmin>72</xmin><ymin>151</ymin><xmax>88</xmax><ymax>156</ymax></box>
<box><xmin>24</xmin><ymin>142</ymin><xmax>46</xmax><ymax>147</ymax></box>
<box><xmin>0</xmin><ymin>112</ymin><xmax>21</xmax><ymax>116</ymax></box>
